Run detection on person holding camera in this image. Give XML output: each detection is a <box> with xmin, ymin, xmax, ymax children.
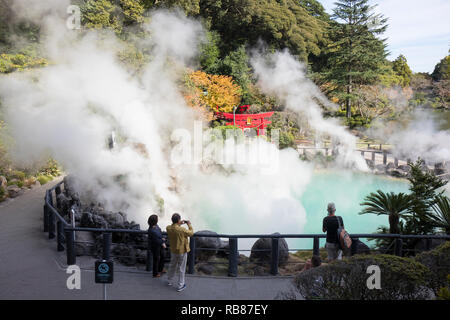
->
<box><xmin>166</xmin><ymin>213</ymin><xmax>194</xmax><ymax>292</ymax></box>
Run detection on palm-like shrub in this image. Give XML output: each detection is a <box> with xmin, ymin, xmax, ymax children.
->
<box><xmin>426</xmin><ymin>195</ymin><xmax>450</xmax><ymax>235</ymax></box>
<box><xmin>360</xmin><ymin>190</ymin><xmax>412</xmax><ymax>234</ymax></box>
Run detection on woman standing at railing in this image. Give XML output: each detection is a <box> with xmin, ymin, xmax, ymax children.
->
<box><xmin>148</xmin><ymin>214</ymin><xmax>167</xmax><ymax>278</ymax></box>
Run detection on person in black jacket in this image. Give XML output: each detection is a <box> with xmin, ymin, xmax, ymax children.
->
<box><xmin>148</xmin><ymin>214</ymin><xmax>166</xmax><ymax>277</ymax></box>
<box><xmin>322</xmin><ymin>202</ymin><xmax>344</xmax><ymax>261</ymax></box>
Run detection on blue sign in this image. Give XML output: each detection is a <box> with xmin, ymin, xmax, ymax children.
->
<box><xmin>95</xmin><ymin>260</ymin><xmax>113</xmax><ymax>284</ymax></box>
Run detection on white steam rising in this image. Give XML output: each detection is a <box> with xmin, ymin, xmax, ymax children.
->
<box><xmin>251</xmin><ymin>51</ymin><xmax>368</xmax><ymax>171</ymax></box>
<box><xmin>375</xmin><ymin>110</ymin><xmax>450</xmax><ymax>164</ymax></box>
<box><xmin>0</xmin><ymin>8</ymin><xmax>201</xmax><ymax>226</ymax></box>
<box><xmin>0</xmin><ymin>7</ymin><xmax>366</xmax><ymax>237</ymax></box>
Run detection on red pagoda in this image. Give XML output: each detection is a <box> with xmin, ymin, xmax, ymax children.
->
<box><xmin>215</xmin><ymin>105</ymin><xmax>274</xmax><ymax>136</ymax></box>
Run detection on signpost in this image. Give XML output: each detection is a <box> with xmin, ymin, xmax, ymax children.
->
<box><xmin>95</xmin><ymin>260</ymin><xmax>113</xmax><ymax>300</ymax></box>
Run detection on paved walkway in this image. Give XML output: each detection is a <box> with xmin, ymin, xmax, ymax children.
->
<box><xmin>0</xmin><ymin>178</ymin><xmax>297</xmax><ymax>300</ymax></box>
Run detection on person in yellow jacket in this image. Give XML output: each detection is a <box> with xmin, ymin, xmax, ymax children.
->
<box><xmin>166</xmin><ymin>213</ymin><xmax>194</xmax><ymax>292</ymax></box>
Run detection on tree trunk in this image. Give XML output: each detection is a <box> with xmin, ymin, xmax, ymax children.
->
<box><xmin>389</xmin><ymin>213</ymin><xmax>400</xmax><ymax>234</ymax></box>
<box><xmin>346</xmin><ymin>73</ymin><xmax>352</xmax><ymax>118</ymax></box>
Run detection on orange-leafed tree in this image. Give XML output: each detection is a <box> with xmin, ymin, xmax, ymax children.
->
<box><xmin>184</xmin><ymin>70</ymin><xmax>242</xmax><ymax>116</ymax></box>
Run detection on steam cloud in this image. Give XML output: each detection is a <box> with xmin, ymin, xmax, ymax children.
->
<box><xmin>382</xmin><ymin>110</ymin><xmax>450</xmax><ymax>164</ymax></box>
<box><xmin>251</xmin><ymin>51</ymin><xmax>368</xmax><ymax>171</ymax></box>
<box><xmin>0</xmin><ymin>4</ymin><xmax>369</xmax><ymax>240</ymax></box>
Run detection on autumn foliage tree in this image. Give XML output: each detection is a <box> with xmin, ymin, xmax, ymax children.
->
<box><xmin>184</xmin><ymin>70</ymin><xmax>242</xmax><ymax>117</ymax></box>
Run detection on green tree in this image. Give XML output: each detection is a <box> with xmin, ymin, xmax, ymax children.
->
<box><xmin>392</xmin><ymin>54</ymin><xmax>412</xmax><ymax>87</ymax></box>
<box><xmin>80</xmin><ymin>0</ymin><xmax>123</xmax><ymax>32</ymax></box>
<box><xmin>407</xmin><ymin>159</ymin><xmax>448</xmax><ymax>234</ymax></box>
<box><xmin>120</xmin><ymin>0</ymin><xmax>145</xmax><ymax>26</ymax></box>
<box><xmin>80</xmin><ymin>0</ymin><xmax>146</xmax><ymax>34</ymax></box>
<box><xmin>360</xmin><ymin>190</ymin><xmax>412</xmax><ymax>234</ymax></box>
<box><xmin>378</xmin><ymin>61</ymin><xmax>403</xmax><ymax>87</ymax></box>
<box><xmin>199</xmin><ymin>30</ymin><xmax>221</xmax><ymax>74</ymax></box>
<box><xmin>162</xmin><ymin>0</ymin><xmax>201</xmax><ymax>15</ymax></box>
<box><xmin>432</xmin><ymin>54</ymin><xmax>450</xmax><ymax>81</ymax></box>
<box><xmin>218</xmin><ymin>45</ymin><xmax>252</xmax><ymax>102</ymax></box>
<box><xmin>324</xmin><ymin>0</ymin><xmax>388</xmax><ymax>118</ymax></box>
<box><xmin>298</xmin><ymin>0</ymin><xmax>330</xmax><ymax>21</ymax></box>
<box><xmin>198</xmin><ymin>0</ymin><xmax>326</xmax><ymax>61</ymax></box>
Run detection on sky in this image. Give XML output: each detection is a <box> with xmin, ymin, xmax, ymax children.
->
<box><xmin>319</xmin><ymin>0</ymin><xmax>450</xmax><ymax>73</ymax></box>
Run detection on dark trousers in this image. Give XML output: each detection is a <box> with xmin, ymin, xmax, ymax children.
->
<box><xmin>151</xmin><ymin>245</ymin><xmax>165</xmax><ymax>276</ymax></box>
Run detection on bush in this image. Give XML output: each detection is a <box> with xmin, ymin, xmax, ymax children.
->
<box><xmin>415</xmin><ymin>241</ymin><xmax>450</xmax><ymax>294</ymax></box>
<box><xmin>38</xmin><ymin>159</ymin><xmax>61</xmax><ymax>177</ymax></box>
<box><xmin>437</xmin><ymin>275</ymin><xmax>450</xmax><ymax>300</ymax></box>
<box><xmin>11</xmin><ymin>170</ymin><xmax>26</xmax><ymax>180</ymax></box>
<box><xmin>293</xmin><ymin>254</ymin><xmax>432</xmax><ymax>300</ymax></box>
<box><xmin>278</xmin><ymin>131</ymin><xmax>295</xmax><ymax>149</ymax></box>
<box><xmin>37</xmin><ymin>175</ymin><xmax>53</xmax><ymax>185</ymax></box>
<box><xmin>0</xmin><ymin>53</ymin><xmax>47</xmax><ymax>73</ymax></box>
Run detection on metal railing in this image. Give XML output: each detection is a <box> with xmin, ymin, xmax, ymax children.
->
<box><xmin>43</xmin><ymin>180</ymin><xmax>450</xmax><ymax>277</ymax></box>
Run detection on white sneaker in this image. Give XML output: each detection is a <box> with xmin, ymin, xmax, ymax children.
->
<box><xmin>177</xmin><ymin>284</ymin><xmax>186</xmax><ymax>292</ymax></box>
<box><xmin>167</xmin><ymin>281</ymin><xmax>172</xmax><ymax>286</ymax></box>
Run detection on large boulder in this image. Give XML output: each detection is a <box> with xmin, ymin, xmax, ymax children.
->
<box><xmin>217</xmin><ymin>240</ymin><xmax>230</xmax><ymax>259</ymax></box>
<box><xmin>56</xmin><ymin>193</ymin><xmax>71</xmax><ymax>216</ymax></box>
<box><xmin>250</xmin><ymin>233</ymin><xmax>289</xmax><ymax>267</ymax></box>
<box><xmin>197</xmin><ymin>263</ymin><xmax>215</xmax><ymax>275</ymax></box>
<box><xmin>386</xmin><ymin>162</ymin><xmax>396</xmax><ymax>170</ymax></box>
<box><xmin>194</xmin><ymin>230</ymin><xmax>222</xmax><ymax>262</ymax></box>
<box><xmin>0</xmin><ymin>176</ymin><xmax>7</xmax><ymax>190</ymax></box>
<box><xmin>0</xmin><ymin>176</ymin><xmax>8</xmax><ymax>201</ymax></box>
<box><xmin>136</xmin><ymin>249</ymin><xmax>147</xmax><ymax>264</ymax></box>
<box><xmin>374</xmin><ymin>164</ymin><xmax>386</xmax><ymax>174</ymax></box>
<box><xmin>105</xmin><ymin>212</ymin><xmax>125</xmax><ymax>228</ymax></box>
<box><xmin>365</xmin><ymin>159</ymin><xmax>374</xmax><ymax>169</ymax></box>
<box><xmin>351</xmin><ymin>239</ymin><xmax>371</xmax><ymax>255</ymax></box>
<box><xmin>80</xmin><ymin>211</ymin><xmax>109</xmax><ymax>229</ymax></box>
<box><xmin>111</xmin><ymin>243</ymin><xmax>136</xmax><ymax>266</ymax></box>
<box><xmin>7</xmin><ymin>185</ymin><xmax>23</xmax><ymax>198</ymax></box>
<box><xmin>386</xmin><ymin>168</ymin><xmax>407</xmax><ymax>178</ymax></box>
<box><xmin>63</xmin><ymin>175</ymin><xmax>80</xmax><ymax>198</ymax></box>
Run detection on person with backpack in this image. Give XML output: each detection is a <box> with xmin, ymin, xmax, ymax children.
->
<box><xmin>322</xmin><ymin>202</ymin><xmax>344</xmax><ymax>261</ymax></box>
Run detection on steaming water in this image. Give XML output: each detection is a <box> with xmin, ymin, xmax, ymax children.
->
<box><xmin>297</xmin><ymin>170</ymin><xmax>409</xmax><ymax>249</ymax></box>
<box><xmin>189</xmin><ymin>170</ymin><xmax>409</xmax><ymax>250</ymax></box>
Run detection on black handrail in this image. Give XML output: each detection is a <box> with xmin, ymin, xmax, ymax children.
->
<box><xmin>44</xmin><ymin>180</ymin><xmax>450</xmax><ymax>277</ymax></box>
